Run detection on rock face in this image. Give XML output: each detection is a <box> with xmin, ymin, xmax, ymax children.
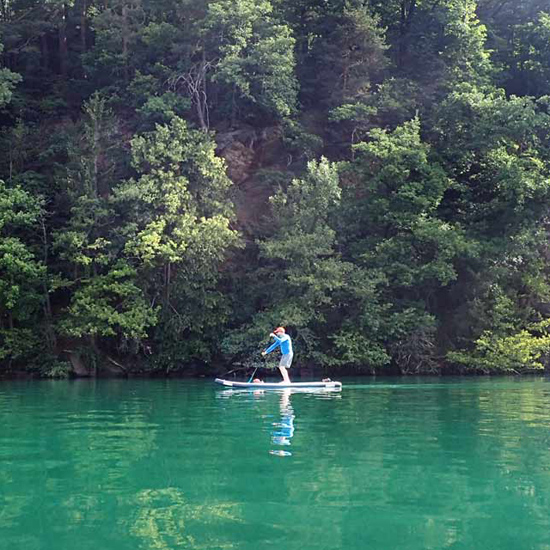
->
<box><xmin>66</xmin><ymin>351</ymin><xmax>91</xmax><ymax>376</ymax></box>
<box><xmin>220</xmin><ymin>140</ymin><xmax>256</xmax><ymax>184</ymax></box>
<box><xmin>217</xmin><ymin>125</ymin><xmax>285</xmax><ymax>184</ymax></box>
<box><xmin>216</xmin><ymin>125</ymin><xmax>285</xmax><ymax>228</ymax></box>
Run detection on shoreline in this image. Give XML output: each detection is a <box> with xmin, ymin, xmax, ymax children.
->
<box><xmin>1</xmin><ymin>367</ymin><xmax>548</xmax><ymax>381</ymax></box>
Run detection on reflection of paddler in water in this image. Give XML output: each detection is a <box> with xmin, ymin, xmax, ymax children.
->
<box><xmin>271</xmin><ymin>390</ymin><xmax>295</xmax><ymax>455</ymax></box>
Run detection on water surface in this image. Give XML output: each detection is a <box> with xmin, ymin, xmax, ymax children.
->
<box><xmin>1</xmin><ymin>376</ymin><xmax>550</xmax><ymax>550</ymax></box>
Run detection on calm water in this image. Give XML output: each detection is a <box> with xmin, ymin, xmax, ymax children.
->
<box><xmin>1</xmin><ymin>377</ymin><xmax>550</xmax><ymax>550</ymax></box>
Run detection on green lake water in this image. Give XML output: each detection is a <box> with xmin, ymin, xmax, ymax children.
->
<box><xmin>1</xmin><ymin>377</ymin><xmax>550</xmax><ymax>550</ymax></box>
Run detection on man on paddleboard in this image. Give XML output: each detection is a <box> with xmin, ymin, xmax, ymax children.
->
<box><xmin>262</xmin><ymin>327</ymin><xmax>293</xmax><ymax>383</ymax></box>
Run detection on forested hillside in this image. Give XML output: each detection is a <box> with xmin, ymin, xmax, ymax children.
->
<box><xmin>1</xmin><ymin>0</ymin><xmax>550</xmax><ymax>376</ymax></box>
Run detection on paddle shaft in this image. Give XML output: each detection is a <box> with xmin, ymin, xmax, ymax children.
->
<box><xmin>248</xmin><ymin>354</ymin><xmax>270</xmax><ymax>382</ymax></box>
<box><xmin>247</xmin><ymin>366</ymin><xmax>258</xmax><ymax>383</ymax></box>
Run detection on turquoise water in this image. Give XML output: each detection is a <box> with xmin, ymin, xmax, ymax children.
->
<box><xmin>1</xmin><ymin>377</ymin><xmax>550</xmax><ymax>550</ymax></box>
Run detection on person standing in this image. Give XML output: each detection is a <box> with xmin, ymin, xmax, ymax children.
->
<box><xmin>262</xmin><ymin>327</ymin><xmax>293</xmax><ymax>383</ymax></box>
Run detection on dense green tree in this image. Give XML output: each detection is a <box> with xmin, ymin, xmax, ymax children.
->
<box><xmin>440</xmin><ymin>0</ymin><xmax>492</xmax><ymax>86</ymax></box>
<box><xmin>0</xmin><ymin>47</ymin><xmax>48</xmax><ymax>370</ymax></box>
<box><xmin>2</xmin><ymin>0</ymin><xmax>550</xmax><ymax>375</ymax></box>
<box><xmin>83</xmin><ymin>0</ymin><xmax>145</xmax><ymax>88</ymax></box>
<box><xmin>0</xmin><ymin>43</ymin><xmax>21</xmax><ymax>108</ymax></box>
<box><xmin>222</xmin><ymin>158</ymin><xmax>348</xmax><ymax>367</ymax></box>
<box><xmin>51</xmin><ymin>93</ymin><xmax>155</xmax><ymax>360</ymax></box>
<box><xmin>477</xmin><ymin>0</ymin><xmax>548</xmax><ymax>92</ymax></box>
<box><xmin>53</xmin><ymin>94</ymin><xmax>120</xmax><ymax>273</ymax></box>
<box><xmin>113</xmin><ymin>116</ymin><xmax>240</xmax><ymax>369</ymax></box>
<box><xmin>0</xmin><ymin>180</ymin><xmax>47</xmax><ymax>367</ymax></box>
<box><xmin>506</xmin><ymin>12</ymin><xmax>550</xmax><ymax>97</ymax></box>
<box><xmin>203</xmin><ymin>0</ymin><xmax>298</xmax><ymax>123</ymax></box>
<box><xmin>426</xmin><ymin>87</ymin><xmax>550</xmax><ymax>370</ymax></box>
<box><xmin>369</xmin><ymin>0</ymin><xmax>491</xmax><ymax>89</ymax></box>
<box><xmin>338</xmin><ymin>118</ymin><xmax>473</xmax><ymax>371</ymax></box>
<box><xmin>312</xmin><ymin>3</ymin><xmax>388</xmax><ymax>108</ymax></box>
<box><xmin>323</xmin><ymin>3</ymin><xmax>389</xmax><ymax>151</ymax></box>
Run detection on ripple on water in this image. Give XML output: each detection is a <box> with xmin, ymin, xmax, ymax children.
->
<box><xmin>2</xmin><ymin>377</ymin><xmax>550</xmax><ymax>550</ymax></box>
<box><xmin>269</xmin><ymin>449</ymin><xmax>292</xmax><ymax>457</ymax></box>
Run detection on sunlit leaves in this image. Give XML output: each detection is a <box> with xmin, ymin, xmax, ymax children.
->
<box><xmin>205</xmin><ymin>0</ymin><xmax>298</xmax><ymax>119</ymax></box>
<box><xmin>60</xmin><ymin>261</ymin><xmax>158</xmax><ymax>339</ymax></box>
<box><xmin>116</xmin><ymin>116</ymin><xmax>239</xmax><ymax>267</ymax></box>
<box><xmin>0</xmin><ymin>43</ymin><xmax>21</xmax><ymax>108</ymax></box>
<box><xmin>0</xmin><ymin>180</ymin><xmax>46</xmax><ymax>364</ymax></box>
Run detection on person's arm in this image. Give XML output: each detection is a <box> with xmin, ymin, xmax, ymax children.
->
<box><xmin>263</xmin><ymin>335</ymin><xmax>282</xmax><ymax>355</ymax></box>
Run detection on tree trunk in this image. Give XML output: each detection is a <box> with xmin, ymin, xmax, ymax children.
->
<box><xmin>164</xmin><ymin>262</ymin><xmax>172</xmax><ymax>304</ymax></box>
<box><xmin>40</xmin><ymin>33</ymin><xmax>49</xmax><ymax>70</ymax></box>
<box><xmin>92</xmin><ymin>111</ymin><xmax>99</xmax><ymax>197</ymax></box>
<box><xmin>398</xmin><ymin>0</ymin><xmax>417</xmax><ymax>68</ymax></box>
<box><xmin>230</xmin><ymin>84</ymin><xmax>237</xmax><ymax>128</ymax></box>
<box><xmin>182</xmin><ymin>53</ymin><xmax>210</xmax><ymax>132</ymax></box>
<box><xmin>41</xmin><ymin>217</ymin><xmax>56</xmax><ymax>351</ymax></box>
<box><xmin>80</xmin><ymin>0</ymin><xmax>87</xmax><ymax>52</ymax></box>
<box><xmin>171</xmin><ymin>49</ymin><xmax>211</xmax><ymax>132</ymax></box>
<box><xmin>59</xmin><ymin>4</ymin><xmax>69</xmax><ymax>78</ymax></box>
<box><xmin>199</xmin><ymin>51</ymin><xmax>209</xmax><ymax>131</ymax></box>
<box><xmin>90</xmin><ymin>334</ymin><xmax>99</xmax><ymax>377</ymax></box>
<box><xmin>122</xmin><ymin>3</ymin><xmax>129</xmax><ymax>82</ymax></box>
<box><xmin>67</xmin><ymin>351</ymin><xmax>90</xmax><ymax>376</ymax></box>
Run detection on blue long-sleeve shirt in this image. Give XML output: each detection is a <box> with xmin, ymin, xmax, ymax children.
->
<box><xmin>265</xmin><ymin>334</ymin><xmax>293</xmax><ymax>355</ymax></box>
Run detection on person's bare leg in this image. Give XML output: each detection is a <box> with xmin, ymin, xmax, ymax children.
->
<box><xmin>279</xmin><ymin>367</ymin><xmax>291</xmax><ymax>383</ymax></box>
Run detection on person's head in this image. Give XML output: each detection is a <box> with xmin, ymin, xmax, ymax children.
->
<box><xmin>273</xmin><ymin>327</ymin><xmax>285</xmax><ymax>335</ymax></box>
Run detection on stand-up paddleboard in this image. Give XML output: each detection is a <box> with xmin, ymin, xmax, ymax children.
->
<box><xmin>215</xmin><ymin>378</ymin><xmax>342</xmax><ymax>390</ymax></box>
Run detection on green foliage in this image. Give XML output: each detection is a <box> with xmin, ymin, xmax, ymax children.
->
<box><xmin>515</xmin><ymin>12</ymin><xmax>550</xmax><ymax>95</ymax></box>
<box><xmin>114</xmin><ymin>116</ymin><xmax>239</xmax><ymax>368</ymax></box>
<box><xmin>224</xmin><ymin>158</ymin><xmax>345</xmax><ymax>366</ymax></box>
<box><xmin>448</xmin><ymin>325</ymin><xmax>550</xmax><ymax>373</ymax></box>
<box><xmin>116</xmin><ymin>116</ymin><xmax>238</xmax><ymax>266</ymax></box>
<box><xmin>370</xmin><ymin>78</ymin><xmax>420</xmax><ymax>127</ymax></box>
<box><xmin>41</xmin><ymin>360</ymin><xmax>72</xmax><ymax>379</ymax></box>
<box><xmin>50</xmin><ymin>94</ymin><xmax>156</xmax><ymax>355</ymax></box>
<box><xmin>59</xmin><ymin>261</ymin><xmax>157</xmax><ymax>340</ymax></box>
<box><xmin>345</xmin><ymin>118</ymin><xmax>470</xmax><ymax>286</ymax></box>
<box><xmin>205</xmin><ymin>0</ymin><xmax>298</xmax><ymax>120</ymax></box>
<box><xmin>312</xmin><ymin>4</ymin><xmax>388</xmax><ymax>107</ymax></box>
<box><xmin>440</xmin><ymin>0</ymin><xmax>492</xmax><ymax>86</ymax></box>
<box><xmin>370</xmin><ymin>0</ymin><xmax>491</xmax><ymax>80</ymax></box>
<box><xmin>336</xmin><ymin>118</ymin><xmax>477</xmax><ymax>371</ymax></box>
<box><xmin>0</xmin><ymin>180</ymin><xmax>47</xmax><ymax>367</ymax></box>
<box><xmin>0</xmin><ymin>43</ymin><xmax>22</xmax><ymax>108</ymax></box>
<box><xmin>0</xmin><ymin>237</ymin><xmax>45</xmax><ymax>313</ymax></box>
<box><xmin>487</xmin><ymin>8</ymin><xmax>550</xmax><ymax>97</ymax></box>
<box><xmin>53</xmin><ymin>95</ymin><xmax>117</xmax><ymax>267</ymax></box>
<box><xmin>83</xmin><ymin>0</ymin><xmax>145</xmax><ymax>85</ymax></box>
<box><xmin>281</xmin><ymin>120</ymin><xmax>324</xmax><ymax>162</ymax></box>
<box><xmin>332</xmin><ymin>328</ymin><xmax>390</xmax><ymax>370</ymax></box>
<box><xmin>0</xmin><ymin>328</ymin><xmax>41</xmax><ymax>364</ymax></box>
<box><xmin>2</xmin><ymin>0</ymin><xmax>550</xmax><ymax>376</ymax></box>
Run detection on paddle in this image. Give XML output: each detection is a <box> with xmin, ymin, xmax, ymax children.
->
<box><xmin>247</xmin><ymin>366</ymin><xmax>258</xmax><ymax>383</ymax></box>
<box><xmin>248</xmin><ymin>353</ymin><xmax>268</xmax><ymax>383</ymax></box>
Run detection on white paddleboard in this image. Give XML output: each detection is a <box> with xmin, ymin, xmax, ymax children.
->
<box><xmin>215</xmin><ymin>378</ymin><xmax>342</xmax><ymax>390</ymax></box>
